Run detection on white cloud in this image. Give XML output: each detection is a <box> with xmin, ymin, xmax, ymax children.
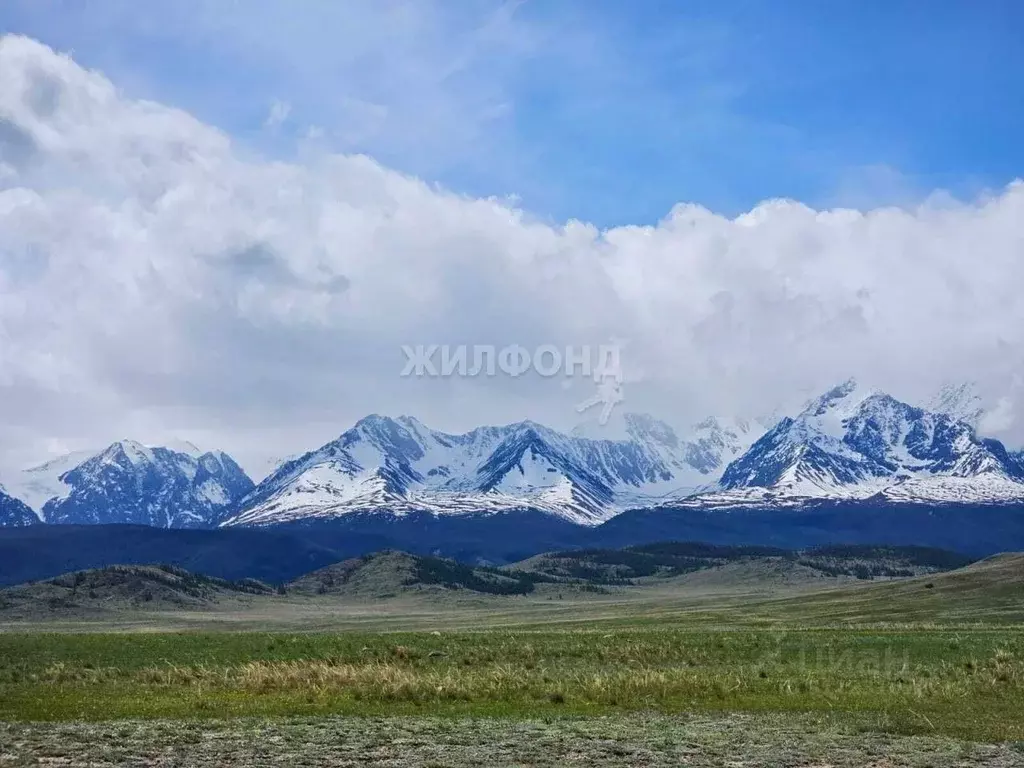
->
<box><xmin>263</xmin><ymin>99</ymin><xmax>290</xmax><ymax>130</ymax></box>
<box><xmin>1</xmin><ymin>35</ymin><xmax>1024</xmax><ymax>476</ymax></box>
<box><xmin>16</xmin><ymin>0</ymin><xmax>541</xmax><ymax>181</ymax></box>
<box><xmin>980</xmin><ymin>397</ymin><xmax>1016</xmax><ymax>434</ymax></box>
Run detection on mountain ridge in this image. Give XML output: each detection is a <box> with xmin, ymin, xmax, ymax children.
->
<box><xmin>3</xmin><ymin>380</ymin><xmax>1023</xmax><ymax>530</ymax></box>
<box><xmin>222</xmin><ymin>411</ymin><xmax>761</xmax><ymax>527</ymax></box>
<box><xmin>711</xmin><ymin>379</ymin><xmax>1024</xmax><ymax>505</ymax></box>
<box><xmin>224</xmin><ymin>380</ymin><xmax>1024</xmax><ymax>527</ymax></box>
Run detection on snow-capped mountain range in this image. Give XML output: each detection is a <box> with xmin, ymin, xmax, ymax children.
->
<box><xmin>6</xmin><ymin>441</ymin><xmax>254</xmax><ymax>528</ymax></box>
<box><xmin>690</xmin><ymin>379</ymin><xmax>1024</xmax><ymax>508</ymax></box>
<box><xmin>221</xmin><ymin>412</ymin><xmax>765</xmax><ymax>527</ymax></box>
<box><xmin>2</xmin><ymin>380</ymin><xmax>1023</xmax><ymax>529</ymax></box>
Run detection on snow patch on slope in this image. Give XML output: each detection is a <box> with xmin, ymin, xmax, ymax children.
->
<box><xmin>4</xmin><ymin>449</ymin><xmax>96</xmax><ymax>518</ymax></box>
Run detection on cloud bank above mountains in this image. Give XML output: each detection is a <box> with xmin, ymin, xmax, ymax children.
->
<box><xmin>1</xmin><ymin>34</ymin><xmax>1023</xmax><ymax>473</ymax></box>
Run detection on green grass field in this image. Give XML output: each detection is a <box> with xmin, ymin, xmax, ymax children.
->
<box><xmin>1</xmin><ymin>626</ymin><xmax>1023</xmax><ymax>742</ymax></box>
<box><xmin>1</xmin><ymin>627</ymin><xmax>1023</xmax><ymax>765</ymax></box>
<box><xmin>1</xmin><ymin>552</ymin><xmax>1022</xmax><ymax>765</ymax></box>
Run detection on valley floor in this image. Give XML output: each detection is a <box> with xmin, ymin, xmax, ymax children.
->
<box><xmin>2</xmin><ymin>558</ymin><xmax>1023</xmax><ymax>765</ymax></box>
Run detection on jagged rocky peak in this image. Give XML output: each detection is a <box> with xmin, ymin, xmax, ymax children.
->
<box><xmin>623</xmin><ymin>413</ymin><xmax>680</xmax><ymax>448</ymax></box>
<box><xmin>691</xmin><ymin>415</ymin><xmax>759</xmax><ymax>449</ymax></box>
<box><xmin>682</xmin><ymin>416</ymin><xmax>763</xmax><ymax>475</ymax></box>
<box><xmin>716</xmin><ymin>379</ymin><xmax>1024</xmax><ymax>503</ymax></box>
<box><xmin>509</xmin><ymin>419</ymin><xmax>549</xmax><ymax>436</ymax></box>
<box><xmin>195</xmin><ymin>450</ymin><xmax>254</xmax><ymax>501</ymax></box>
<box><xmin>40</xmin><ymin>440</ymin><xmax>254</xmax><ymax>529</ymax></box>
<box><xmin>799</xmin><ymin>377</ymin><xmax>875</xmax><ymax>420</ymax></box>
<box><xmin>96</xmin><ymin>439</ymin><xmax>152</xmax><ymax>466</ymax></box>
<box><xmin>346</xmin><ymin>414</ymin><xmax>428</xmax><ymax>460</ymax></box>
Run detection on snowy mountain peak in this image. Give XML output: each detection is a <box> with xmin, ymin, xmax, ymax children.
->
<box><xmin>97</xmin><ymin>440</ymin><xmax>154</xmax><ymax>467</ymax></box>
<box><xmin>928</xmin><ymin>382</ymin><xmax>985</xmax><ymax>428</ymax></box>
<box><xmin>717</xmin><ymin>381</ymin><xmax>1024</xmax><ymax>503</ymax></box>
<box><xmin>395</xmin><ymin>414</ymin><xmax>431</xmax><ymax>435</ymax></box>
<box><xmin>37</xmin><ymin>442</ymin><xmax>254</xmax><ymax>528</ymax></box>
<box><xmin>354</xmin><ymin>413</ymin><xmax>393</xmax><ymax>429</ymax></box>
<box><xmin>799</xmin><ymin>378</ymin><xmax>875</xmax><ymax>419</ymax></box>
<box><xmin>680</xmin><ymin>416</ymin><xmax>763</xmax><ymax>476</ymax></box>
<box><xmin>95</xmin><ymin>439</ymin><xmax>208</xmax><ymax>468</ymax></box>
<box><xmin>508</xmin><ymin>419</ymin><xmax>558</xmax><ymax>440</ymax></box>
<box><xmin>347</xmin><ymin>414</ymin><xmax>428</xmax><ymax>463</ymax></box>
<box><xmin>622</xmin><ymin>413</ymin><xmax>680</xmax><ymax>449</ymax></box>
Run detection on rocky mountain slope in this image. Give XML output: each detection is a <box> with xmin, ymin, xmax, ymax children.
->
<box><xmin>0</xmin><ymin>486</ymin><xmax>39</xmax><ymax>527</ymax></box>
<box><xmin>40</xmin><ymin>441</ymin><xmax>253</xmax><ymax>528</ymax></box>
<box><xmin>699</xmin><ymin>379</ymin><xmax>1024</xmax><ymax>506</ymax></box>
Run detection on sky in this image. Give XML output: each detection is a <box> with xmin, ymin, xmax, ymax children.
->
<box><xmin>1</xmin><ymin>1</ymin><xmax>1024</xmax><ymax>476</ymax></box>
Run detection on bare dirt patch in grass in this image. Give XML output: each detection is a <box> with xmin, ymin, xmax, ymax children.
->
<box><xmin>1</xmin><ymin>713</ymin><xmax>1022</xmax><ymax>767</ymax></box>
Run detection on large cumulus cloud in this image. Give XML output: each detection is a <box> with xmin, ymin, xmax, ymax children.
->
<box><xmin>1</xmin><ymin>35</ymin><xmax>1023</xmax><ymax>473</ymax></box>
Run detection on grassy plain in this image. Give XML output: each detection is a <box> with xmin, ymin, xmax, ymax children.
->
<box><xmin>1</xmin><ymin>553</ymin><xmax>1022</xmax><ymax>765</ymax></box>
<box><xmin>1</xmin><ymin>627</ymin><xmax>1023</xmax><ymax>743</ymax></box>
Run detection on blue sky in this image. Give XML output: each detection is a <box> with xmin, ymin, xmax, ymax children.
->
<box><xmin>2</xmin><ymin>0</ymin><xmax>1022</xmax><ymax>226</ymax></box>
<box><xmin>3</xmin><ymin>5</ymin><xmax>1024</xmax><ymax>471</ymax></box>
